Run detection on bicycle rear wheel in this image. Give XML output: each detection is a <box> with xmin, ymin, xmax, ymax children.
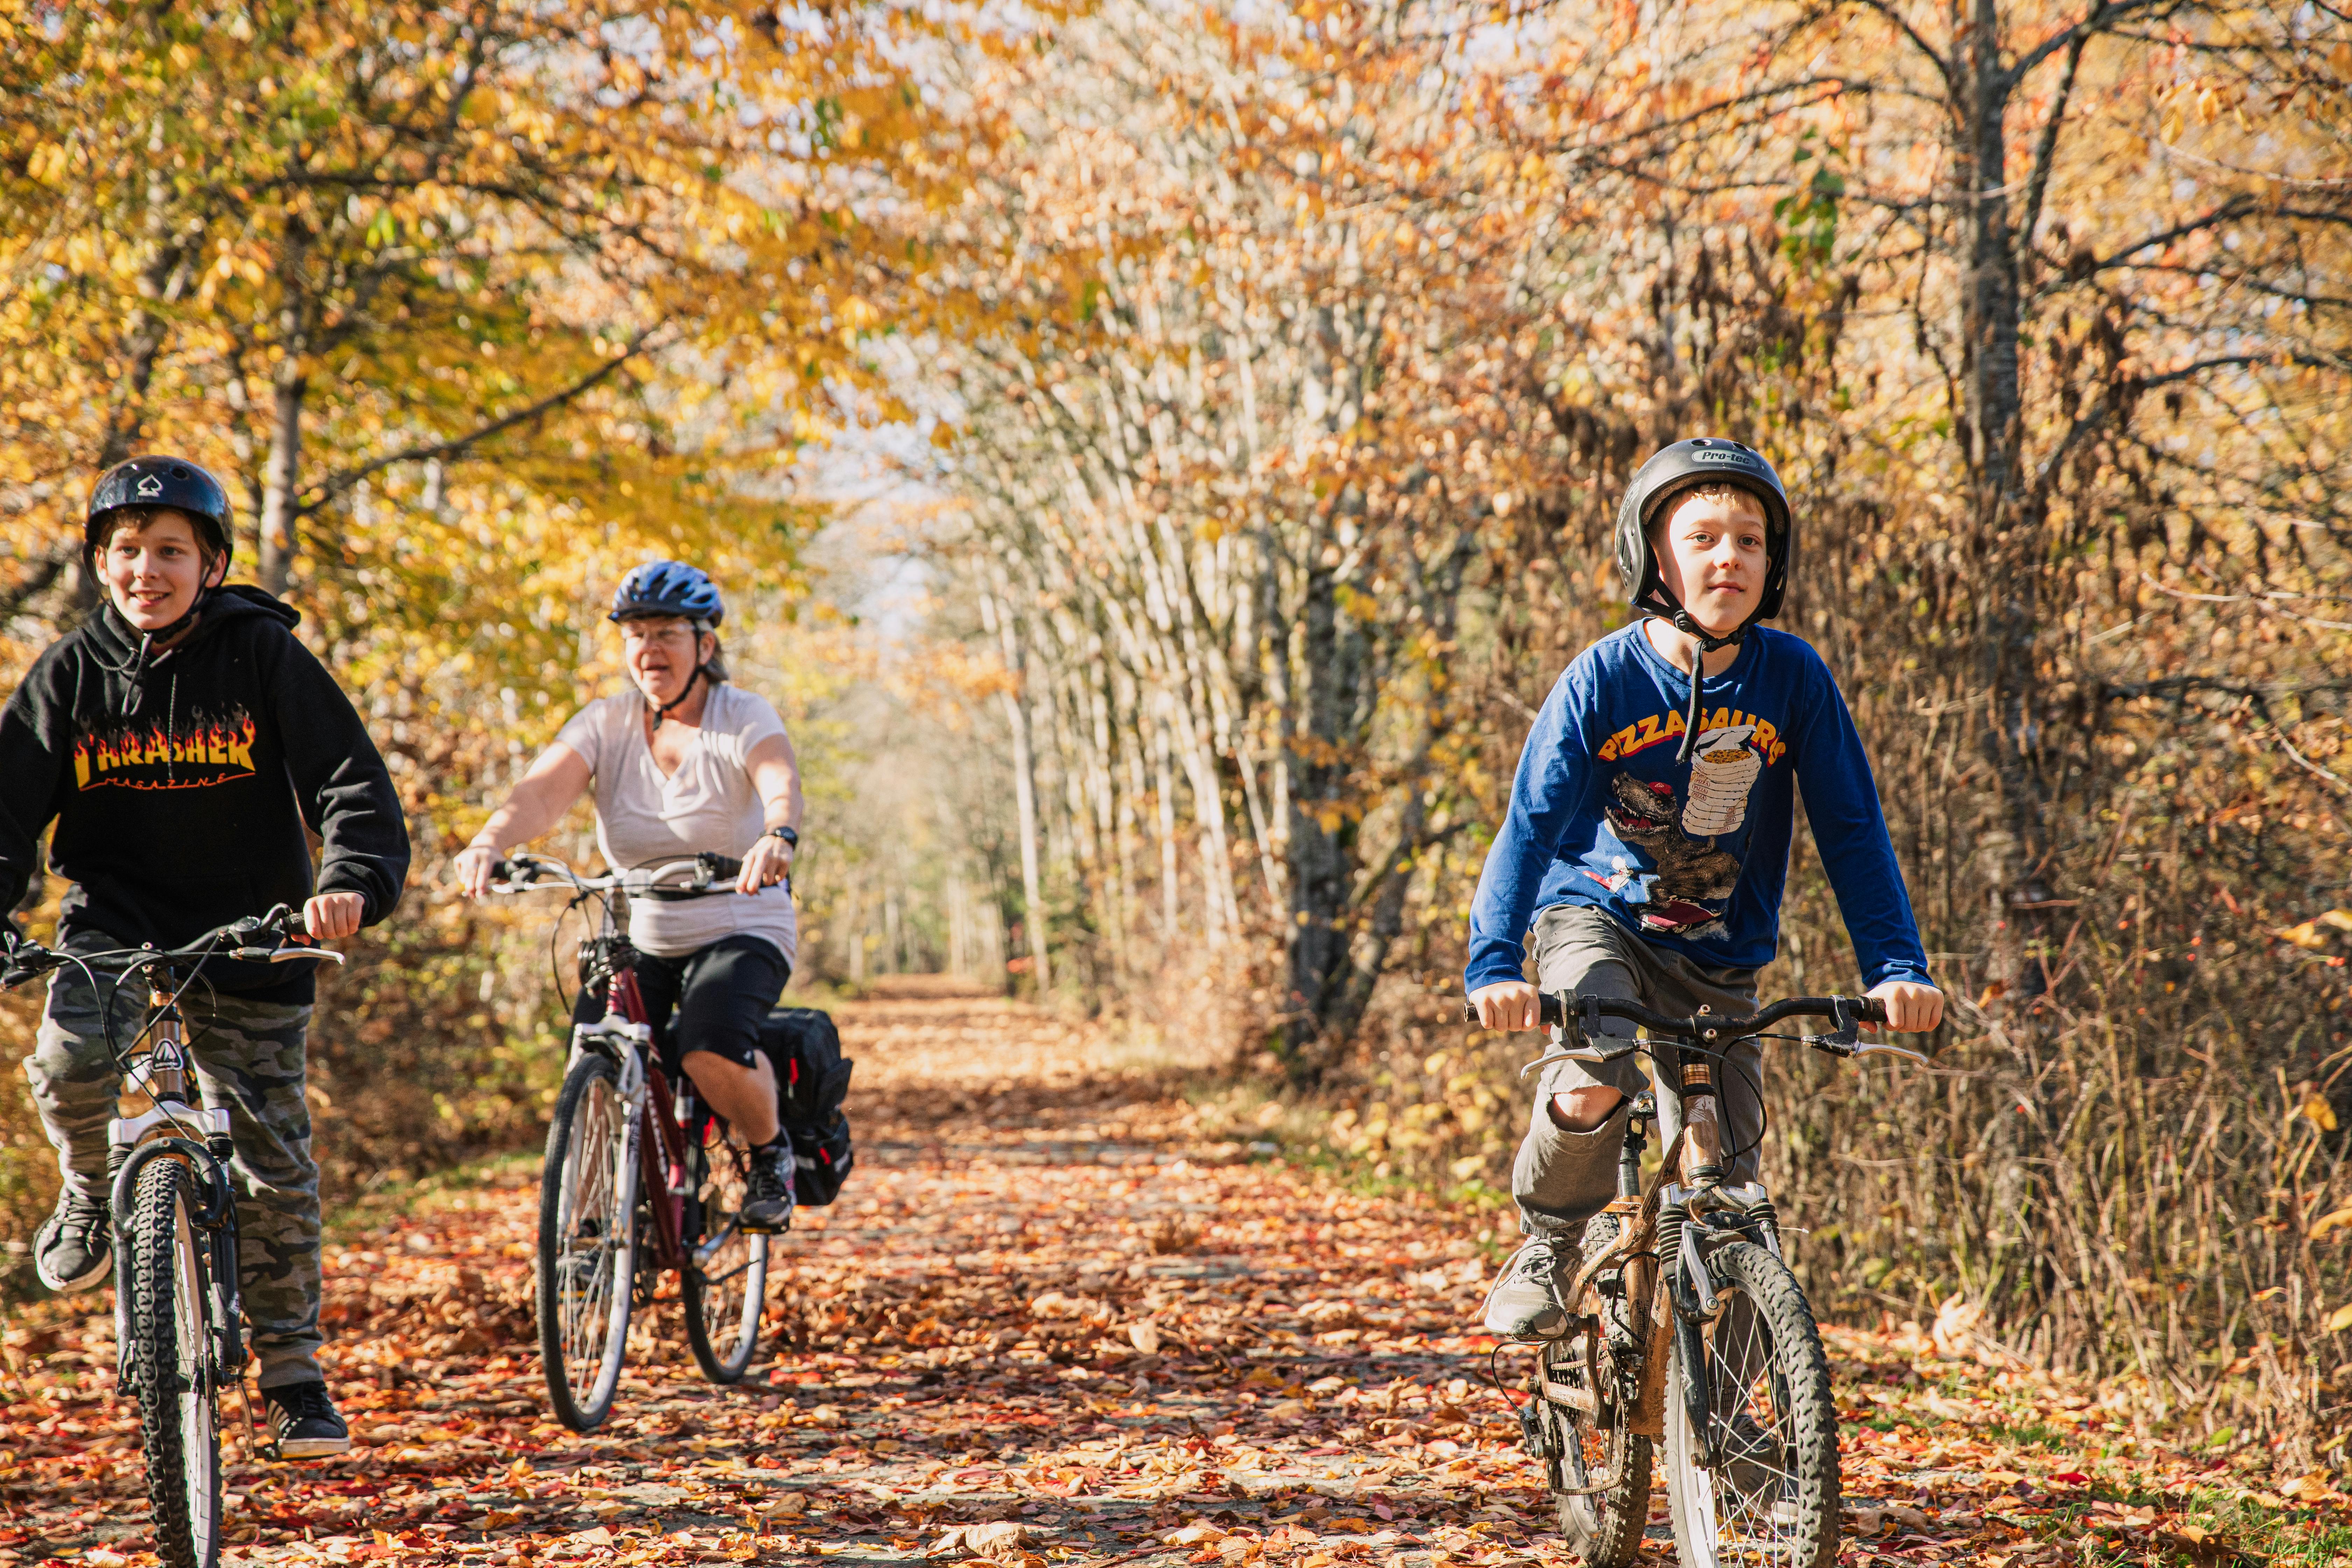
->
<box><xmin>538</xmin><ymin>1051</ymin><xmax>640</xmax><ymax>1432</ymax></box>
<box><xmin>1543</xmin><ymin>1332</ymin><xmax>1652</xmax><ymax>1568</ymax></box>
<box><xmin>127</xmin><ymin>1157</ymin><xmax>222</xmax><ymax>1568</ymax></box>
<box><xmin>1663</xmin><ymin>1240</ymin><xmax>1839</xmax><ymax>1568</ymax></box>
<box><xmin>681</xmin><ymin>1119</ymin><xmax>769</xmax><ymax>1383</ymax></box>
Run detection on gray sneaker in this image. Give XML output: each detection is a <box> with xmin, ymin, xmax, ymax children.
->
<box><xmin>35</xmin><ymin>1190</ymin><xmax>112</xmax><ymax>1293</ymax></box>
<box><xmin>1482</xmin><ymin>1238</ymin><xmax>1572</xmax><ymax>1339</ymax></box>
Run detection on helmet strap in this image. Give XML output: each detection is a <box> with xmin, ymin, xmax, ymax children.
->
<box><xmin>648</xmin><ymin>664</ymin><xmax>704</xmax><ymax>732</ymax></box>
<box><xmin>1662</xmin><ymin>606</ymin><xmax>1752</xmax><ymax>765</ymax></box>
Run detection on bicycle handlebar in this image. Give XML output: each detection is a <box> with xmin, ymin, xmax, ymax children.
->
<box><xmin>0</xmin><ymin>904</ymin><xmax>344</xmax><ymax>992</ymax></box>
<box><xmin>1459</xmin><ymin>990</ymin><xmax>1892</xmax><ymax>1045</ymax></box>
<box><xmin>1457</xmin><ymin>989</ymin><xmax>1931</xmax><ymax>1066</ymax></box>
<box><xmin>487</xmin><ymin>850</ymin><xmax>747</xmax><ymax>899</ymax></box>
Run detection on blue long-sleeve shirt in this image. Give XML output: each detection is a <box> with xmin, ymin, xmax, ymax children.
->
<box><xmin>1464</xmin><ymin>624</ymin><xmax>1934</xmax><ymax>993</ymax></box>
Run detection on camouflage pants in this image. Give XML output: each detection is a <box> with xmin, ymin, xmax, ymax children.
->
<box><xmin>24</xmin><ymin>969</ymin><xmax>326</xmax><ymax>1390</ymax></box>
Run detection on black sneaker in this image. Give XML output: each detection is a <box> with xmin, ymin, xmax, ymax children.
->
<box><xmin>264</xmin><ymin>1381</ymin><xmax>353</xmax><ymax>1459</ymax></box>
<box><xmin>35</xmin><ymin>1190</ymin><xmax>111</xmax><ymax>1293</ymax></box>
<box><xmin>742</xmin><ymin>1139</ymin><xmax>796</xmax><ymax>1233</ymax></box>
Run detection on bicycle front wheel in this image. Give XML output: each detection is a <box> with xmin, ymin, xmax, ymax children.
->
<box><xmin>538</xmin><ymin>1051</ymin><xmax>640</xmax><ymax>1432</ymax></box>
<box><xmin>127</xmin><ymin>1158</ymin><xmax>222</xmax><ymax>1568</ymax></box>
<box><xmin>681</xmin><ymin>1120</ymin><xmax>769</xmax><ymax>1384</ymax></box>
<box><xmin>1663</xmin><ymin>1240</ymin><xmax>1839</xmax><ymax>1568</ymax></box>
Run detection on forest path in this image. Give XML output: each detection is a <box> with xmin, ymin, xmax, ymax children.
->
<box><xmin>0</xmin><ymin>987</ymin><xmax>2312</xmax><ymax>1568</ymax></box>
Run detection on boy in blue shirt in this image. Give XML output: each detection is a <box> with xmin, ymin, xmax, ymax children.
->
<box><xmin>1465</xmin><ymin>437</ymin><xmax>1944</xmax><ymax>1339</ymax></box>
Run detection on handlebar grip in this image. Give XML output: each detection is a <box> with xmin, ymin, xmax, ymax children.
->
<box><xmin>1855</xmin><ymin>996</ymin><xmax>1889</xmax><ymax>1024</ymax></box>
<box><xmin>705</xmin><ymin>854</ymin><xmax>743</xmax><ymax>881</ymax></box>
<box><xmin>491</xmin><ymin>859</ymin><xmax>520</xmax><ymax>882</ymax></box>
<box><xmin>1461</xmin><ymin>994</ymin><xmax>1567</xmax><ymax>1027</ymax></box>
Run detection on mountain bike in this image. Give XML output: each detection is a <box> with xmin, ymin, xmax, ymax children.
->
<box><xmin>1462</xmin><ymin>991</ymin><xmax>1928</xmax><ymax>1568</ymax></box>
<box><xmin>1</xmin><ymin>907</ymin><xmax>343</xmax><ymax>1568</ymax></box>
<box><xmin>484</xmin><ymin>850</ymin><xmax>776</xmax><ymax>1431</ymax></box>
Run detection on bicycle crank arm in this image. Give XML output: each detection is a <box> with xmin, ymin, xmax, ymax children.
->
<box><xmin>1542</xmin><ymin>1378</ymin><xmax>1599</xmax><ymax>1415</ymax></box>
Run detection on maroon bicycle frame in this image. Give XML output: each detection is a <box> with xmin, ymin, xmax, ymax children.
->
<box><xmin>605</xmin><ymin>966</ymin><xmax>697</xmax><ymax>1275</ymax></box>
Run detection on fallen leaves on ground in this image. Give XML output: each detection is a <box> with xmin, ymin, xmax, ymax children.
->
<box><xmin>1</xmin><ymin>987</ymin><xmax>2346</xmax><ymax>1568</ymax></box>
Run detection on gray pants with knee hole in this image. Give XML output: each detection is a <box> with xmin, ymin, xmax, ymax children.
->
<box><xmin>1510</xmin><ymin>905</ymin><xmax>1762</xmax><ymax>1242</ymax></box>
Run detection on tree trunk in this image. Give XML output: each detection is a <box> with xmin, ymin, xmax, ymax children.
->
<box><xmin>983</xmin><ymin>585</ymin><xmax>1053</xmax><ymax>994</ymax></box>
<box><xmin>1280</xmin><ymin>538</ymin><xmax>1368</xmax><ymax>1080</ymax></box>
<box><xmin>1955</xmin><ymin>0</ymin><xmax>2055</xmax><ymax>990</ymax></box>
<box><xmin>258</xmin><ymin>366</ymin><xmax>307</xmax><ymax>596</ymax></box>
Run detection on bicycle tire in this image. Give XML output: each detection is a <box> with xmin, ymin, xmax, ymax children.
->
<box><xmin>1544</xmin><ymin>1335</ymin><xmax>1653</xmax><ymax>1568</ymax></box>
<box><xmin>127</xmin><ymin>1158</ymin><xmax>222</xmax><ymax>1568</ymax></box>
<box><xmin>681</xmin><ymin>1120</ymin><xmax>769</xmax><ymax>1384</ymax></box>
<box><xmin>538</xmin><ymin>1051</ymin><xmax>640</xmax><ymax>1432</ymax></box>
<box><xmin>1662</xmin><ymin>1240</ymin><xmax>1839</xmax><ymax>1568</ymax></box>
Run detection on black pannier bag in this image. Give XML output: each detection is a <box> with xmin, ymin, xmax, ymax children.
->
<box><xmin>760</xmin><ymin>1007</ymin><xmax>855</xmax><ymax>1206</ymax></box>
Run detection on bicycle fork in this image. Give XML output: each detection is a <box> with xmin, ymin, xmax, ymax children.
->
<box><xmin>105</xmin><ymin>993</ymin><xmax>248</xmax><ymax>1395</ymax></box>
<box><xmin>1654</xmin><ymin>1029</ymin><xmax>1787</xmax><ymax>1472</ymax></box>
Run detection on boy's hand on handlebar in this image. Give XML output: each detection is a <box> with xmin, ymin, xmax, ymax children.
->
<box><xmin>304</xmin><ymin>892</ymin><xmax>364</xmax><ymax>942</ymax></box>
<box><xmin>454</xmin><ymin>844</ymin><xmax>502</xmax><ymax>899</ymax></box>
<box><xmin>1866</xmin><ymin>979</ymin><xmax>1943</xmax><ymax>1033</ymax></box>
<box><xmin>1469</xmin><ymin>980</ymin><xmax>1543</xmax><ymax>1031</ymax></box>
<box><xmin>737</xmin><ymin>834</ymin><xmax>793</xmax><ymax>896</ymax></box>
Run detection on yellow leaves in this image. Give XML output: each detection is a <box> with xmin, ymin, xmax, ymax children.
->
<box><xmin>23</xmin><ymin>141</ymin><xmax>73</xmax><ymax>188</ymax></box>
<box><xmin>2308</xmin><ymin>1206</ymin><xmax>2352</xmax><ymax>1240</ymax></box>
<box><xmin>2327</xmin><ymin>1301</ymin><xmax>2352</xmax><ymax>1333</ymax></box>
<box><xmin>2276</xmin><ymin>910</ymin><xmax>2352</xmax><ymax>950</ymax></box>
<box><xmin>2299</xmin><ymin>1093</ymin><xmax>2337</xmax><ymax>1132</ymax></box>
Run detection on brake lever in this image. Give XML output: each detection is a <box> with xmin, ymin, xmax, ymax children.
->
<box><xmin>1852</xmin><ymin>1040</ymin><xmax>1929</xmax><ymax>1066</ymax></box>
<box><xmin>1544</xmin><ymin>995</ymin><xmax>1641</xmax><ymax>1064</ymax></box>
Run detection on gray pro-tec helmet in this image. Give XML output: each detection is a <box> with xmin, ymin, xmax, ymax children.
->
<box><xmin>85</xmin><ymin>456</ymin><xmax>234</xmax><ymax>567</ymax></box>
<box><xmin>1612</xmin><ymin>437</ymin><xmax>1793</xmax><ymax>626</ymax></box>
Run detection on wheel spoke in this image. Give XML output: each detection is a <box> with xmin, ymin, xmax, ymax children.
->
<box><xmin>1668</xmin><ymin>1242</ymin><xmax>1836</xmax><ymax>1568</ymax></box>
<box><xmin>684</xmin><ymin>1121</ymin><xmax>767</xmax><ymax>1382</ymax></box>
<box><xmin>541</xmin><ymin>1056</ymin><xmax>639</xmax><ymax>1430</ymax></box>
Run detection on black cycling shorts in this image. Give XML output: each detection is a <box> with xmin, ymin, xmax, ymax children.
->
<box><xmin>574</xmin><ymin>934</ymin><xmax>790</xmax><ymax>1075</ymax></box>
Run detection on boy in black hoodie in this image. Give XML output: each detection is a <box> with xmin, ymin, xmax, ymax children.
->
<box><xmin>0</xmin><ymin>456</ymin><xmax>410</xmax><ymax>1457</ymax></box>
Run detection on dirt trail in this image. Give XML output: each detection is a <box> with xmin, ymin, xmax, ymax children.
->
<box><xmin>0</xmin><ymin>990</ymin><xmax>2326</xmax><ymax>1568</ymax></box>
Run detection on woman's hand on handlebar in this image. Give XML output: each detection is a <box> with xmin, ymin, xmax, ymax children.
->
<box><xmin>304</xmin><ymin>892</ymin><xmax>365</xmax><ymax>941</ymax></box>
<box><xmin>454</xmin><ymin>843</ymin><xmax>503</xmax><ymax>899</ymax></box>
<box><xmin>1469</xmin><ymin>980</ymin><xmax>1544</xmax><ymax>1031</ymax></box>
<box><xmin>1867</xmin><ymin>978</ymin><xmax>1944</xmax><ymax>1033</ymax></box>
<box><xmin>736</xmin><ymin>833</ymin><xmax>792</xmax><ymax>896</ymax></box>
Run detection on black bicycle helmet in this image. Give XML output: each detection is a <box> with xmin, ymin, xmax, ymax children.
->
<box><xmin>1611</xmin><ymin>438</ymin><xmax>1795</xmax><ymax>761</ymax></box>
<box><xmin>609</xmin><ymin>560</ymin><xmax>724</xmax><ymax>627</ymax></box>
<box><xmin>85</xmin><ymin>456</ymin><xmax>233</xmax><ymax>567</ymax></box>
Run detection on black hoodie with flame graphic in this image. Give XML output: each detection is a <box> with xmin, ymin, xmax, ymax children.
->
<box><xmin>0</xmin><ymin>585</ymin><xmax>410</xmax><ymax>1001</ymax></box>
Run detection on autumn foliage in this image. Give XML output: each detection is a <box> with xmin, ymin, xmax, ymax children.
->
<box><xmin>915</xmin><ymin>0</ymin><xmax>2352</xmax><ymax>1457</ymax></box>
<box><xmin>1</xmin><ymin>0</ymin><xmax>2350</xmax><ymax>1474</ymax></box>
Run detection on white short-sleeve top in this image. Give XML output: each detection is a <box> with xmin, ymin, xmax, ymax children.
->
<box><xmin>553</xmin><ymin>684</ymin><xmax>798</xmax><ymax>963</ymax></box>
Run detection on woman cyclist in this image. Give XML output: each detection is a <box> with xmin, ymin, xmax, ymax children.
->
<box><xmin>455</xmin><ymin>562</ymin><xmax>805</xmax><ymax>1230</ymax></box>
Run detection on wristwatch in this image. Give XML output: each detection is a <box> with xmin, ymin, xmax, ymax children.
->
<box><xmin>766</xmin><ymin>825</ymin><xmax>799</xmax><ymax>849</ymax></box>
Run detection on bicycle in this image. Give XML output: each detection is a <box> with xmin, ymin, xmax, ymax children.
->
<box><xmin>483</xmin><ymin>850</ymin><xmax>776</xmax><ymax>1432</ymax></box>
<box><xmin>1</xmin><ymin>906</ymin><xmax>343</xmax><ymax>1568</ymax></box>
<box><xmin>1462</xmin><ymin>990</ymin><xmax>1928</xmax><ymax>1568</ymax></box>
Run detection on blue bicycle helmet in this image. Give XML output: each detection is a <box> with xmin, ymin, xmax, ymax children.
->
<box><xmin>609</xmin><ymin>560</ymin><xmax>724</xmax><ymax>627</ymax></box>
